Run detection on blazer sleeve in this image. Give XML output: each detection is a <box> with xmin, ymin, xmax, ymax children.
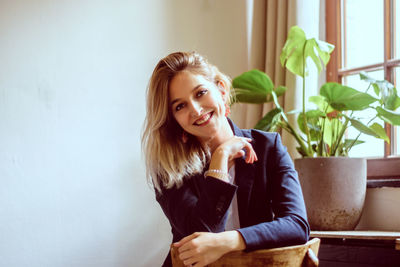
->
<box><xmin>156</xmin><ymin>176</ymin><xmax>237</xmax><ymax>239</ymax></box>
<box><xmin>237</xmin><ymin>133</ymin><xmax>310</xmax><ymax>250</ymax></box>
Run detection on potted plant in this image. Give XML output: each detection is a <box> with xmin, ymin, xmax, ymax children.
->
<box><xmin>232</xmin><ymin>26</ymin><xmax>400</xmax><ymax>230</ymax></box>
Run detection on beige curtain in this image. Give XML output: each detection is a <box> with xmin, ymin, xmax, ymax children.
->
<box><xmin>231</xmin><ymin>0</ymin><xmax>322</xmax><ymax>159</ymax></box>
<box><xmin>231</xmin><ymin>0</ymin><xmax>289</xmax><ymax>129</ymax></box>
<box><xmin>231</xmin><ymin>0</ymin><xmax>294</xmax><ymax>154</ymax></box>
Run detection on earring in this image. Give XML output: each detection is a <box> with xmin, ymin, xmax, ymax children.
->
<box><xmin>181</xmin><ymin>131</ymin><xmax>188</xmax><ymax>143</ymax></box>
<box><xmin>225</xmin><ymin>103</ymin><xmax>231</xmax><ymax>117</ymax></box>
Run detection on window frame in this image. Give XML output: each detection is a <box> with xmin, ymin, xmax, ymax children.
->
<box><xmin>326</xmin><ymin>0</ymin><xmax>400</xmax><ymax>182</ymax></box>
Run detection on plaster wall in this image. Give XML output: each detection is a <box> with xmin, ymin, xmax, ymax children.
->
<box><xmin>356</xmin><ymin>187</ymin><xmax>400</xmax><ymax>231</ymax></box>
<box><xmin>0</xmin><ymin>0</ymin><xmax>253</xmax><ymax>266</ymax></box>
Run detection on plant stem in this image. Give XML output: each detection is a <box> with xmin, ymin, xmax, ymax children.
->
<box><xmin>271</xmin><ymin>90</ymin><xmax>311</xmax><ymax>157</ymax></box>
<box><xmin>331</xmin><ymin>115</ymin><xmax>350</xmax><ymax>156</ymax></box>
<box><xmin>301</xmin><ymin>45</ymin><xmax>312</xmax><ymax>155</ymax></box>
<box><xmin>319</xmin><ymin>117</ymin><xmax>326</xmax><ymax>156</ymax></box>
<box><xmin>346</xmin><ymin>133</ymin><xmax>361</xmax><ymax>154</ymax></box>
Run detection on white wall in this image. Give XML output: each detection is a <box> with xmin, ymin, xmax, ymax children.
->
<box><xmin>0</xmin><ymin>0</ymin><xmax>255</xmax><ymax>266</ymax></box>
<box><xmin>356</xmin><ymin>187</ymin><xmax>400</xmax><ymax>231</ymax></box>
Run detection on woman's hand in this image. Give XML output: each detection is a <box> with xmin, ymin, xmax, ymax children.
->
<box><xmin>209</xmin><ymin>137</ymin><xmax>258</xmax><ymax>175</ymax></box>
<box><xmin>218</xmin><ymin>136</ymin><xmax>258</xmax><ymax>163</ymax></box>
<box><xmin>173</xmin><ymin>231</ymin><xmax>246</xmax><ymax>267</ymax></box>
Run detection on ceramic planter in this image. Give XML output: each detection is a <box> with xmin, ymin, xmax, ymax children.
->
<box><xmin>295</xmin><ymin>157</ymin><xmax>367</xmax><ymax>230</ymax></box>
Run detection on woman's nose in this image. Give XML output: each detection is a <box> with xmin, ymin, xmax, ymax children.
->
<box><xmin>189</xmin><ymin>101</ymin><xmax>203</xmax><ymax>116</ymax></box>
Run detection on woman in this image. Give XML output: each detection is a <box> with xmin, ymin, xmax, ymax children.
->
<box><xmin>142</xmin><ymin>51</ymin><xmax>309</xmax><ymax>267</ymax></box>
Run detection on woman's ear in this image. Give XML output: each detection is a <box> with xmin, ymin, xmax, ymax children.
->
<box><xmin>217</xmin><ymin>80</ymin><xmax>226</xmax><ymax>91</ymax></box>
<box><xmin>217</xmin><ymin>80</ymin><xmax>228</xmax><ymax>100</ymax></box>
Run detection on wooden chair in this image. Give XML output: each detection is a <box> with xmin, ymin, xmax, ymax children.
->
<box><xmin>171</xmin><ymin>237</ymin><xmax>320</xmax><ymax>267</ymax></box>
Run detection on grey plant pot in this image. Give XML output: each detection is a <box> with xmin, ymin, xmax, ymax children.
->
<box><xmin>295</xmin><ymin>157</ymin><xmax>367</xmax><ymax>231</ymax></box>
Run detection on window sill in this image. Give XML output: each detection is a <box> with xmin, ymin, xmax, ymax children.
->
<box><xmin>311</xmin><ymin>231</ymin><xmax>400</xmax><ymax>265</ymax></box>
<box><xmin>367</xmin><ymin>179</ymin><xmax>400</xmax><ymax>188</ymax></box>
<box><xmin>367</xmin><ymin>157</ymin><xmax>400</xmax><ymax>180</ymax></box>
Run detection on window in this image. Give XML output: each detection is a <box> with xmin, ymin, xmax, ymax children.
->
<box><xmin>326</xmin><ymin>0</ymin><xmax>400</xmax><ymax>157</ymax></box>
<box><xmin>326</xmin><ymin>0</ymin><xmax>400</xmax><ymax>181</ymax></box>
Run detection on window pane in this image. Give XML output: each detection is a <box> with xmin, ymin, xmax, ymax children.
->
<box><xmin>343</xmin><ymin>0</ymin><xmax>384</xmax><ymax>68</ymax></box>
<box><xmin>344</xmin><ymin>70</ymin><xmax>385</xmax><ymax>157</ymax></box>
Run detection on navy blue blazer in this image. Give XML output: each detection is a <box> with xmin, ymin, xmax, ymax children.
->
<box><xmin>156</xmin><ymin>119</ymin><xmax>310</xmax><ymax>266</ymax></box>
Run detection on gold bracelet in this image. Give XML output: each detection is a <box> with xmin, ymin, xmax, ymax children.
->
<box><xmin>204</xmin><ymin>169</ymin><xmax>230</xmax><ymax>181</ymax></box>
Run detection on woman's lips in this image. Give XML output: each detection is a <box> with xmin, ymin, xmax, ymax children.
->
<box><xmin>194</xmin><ymin>112</ymin><xmax>213</xmax><ymax>126</ymax></box>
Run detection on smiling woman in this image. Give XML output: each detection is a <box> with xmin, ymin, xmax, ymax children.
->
<box><xmin>169</xmin><ymin>72</ymin><xmax>232</xmax><ymax>150</ymax></box>
<box><xmin>141</xmin><ymin>52</ymin><xmax>310</xmax><ymax>267</ymax></box>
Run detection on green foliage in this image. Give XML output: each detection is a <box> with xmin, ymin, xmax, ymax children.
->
<box><xmin>280</xmin><ymin>26</ymin><xmax>334</xmax><ymax>77</ymax></box>
<box><xmin>232</xmin><ymin>26</ymin><xmax>400</xmax><ymax>157</ymax></box>
<box><xmin>233</xmin><ymin>69</ymin><xmax>285</xmax><ymax>103</ymax></box>
<box><xmin>320</xmin><ymin>83</ymin><xmax>378</xmax><ymax>111</ymax></box>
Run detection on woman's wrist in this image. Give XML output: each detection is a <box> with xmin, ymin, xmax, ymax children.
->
<box><xmin>204</xmin><ymin>169</ymin><xmax>231</xmax><ymax>181</ymax></box>
<box><xmin>209</xmin><ymin>147</ymin><xmax>230</xmax><ymax>173</ymax></box>
<box><xmin>219</xmin><ymin>230</ymin><xmax>246</xmax><ymax>252</ymax></box>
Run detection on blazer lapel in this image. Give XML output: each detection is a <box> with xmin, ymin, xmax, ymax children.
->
<box><xmin>235</xmin><ymin>158</ymin><xmax>255</xmax><ymax>227</ymax></box>
<box><xmin>228</xmin><ymin>118</ymin><xmax>256</xmax><ymax>227</ymax></box>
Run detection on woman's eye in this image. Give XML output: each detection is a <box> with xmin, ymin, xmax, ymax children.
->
<box><xmin>196</xmin><ymin>89</ymin><xmax>207</xmax><ymax>97</ymax></box>
<box><xmin>175</xmin><ymin>103</ymin><xmax>184</xmax><ymax>111</ymax></box>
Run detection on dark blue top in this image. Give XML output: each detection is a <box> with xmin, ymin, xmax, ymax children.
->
<box><xmin>156</xmin><ymin>119</ymin><xmax>309</xmax><ymax>266</ymax></box>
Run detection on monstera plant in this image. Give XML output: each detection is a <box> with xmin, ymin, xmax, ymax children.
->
<box><xmin>232</xmin><ymin>26</ymin><xmax>400</xmax><ymax>158</ymax></box>
<box><xmin>232</xmin><ymin>25</ymin><xmax>400</xmax><ymax>230</ymax></box>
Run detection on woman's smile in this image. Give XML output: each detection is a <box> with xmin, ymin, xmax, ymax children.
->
<box><xmin>193</xmin><ymin>112</ymin><xmax>214</xmax><ymax>126</ymax></box>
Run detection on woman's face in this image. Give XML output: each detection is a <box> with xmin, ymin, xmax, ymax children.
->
<box><xmin>169</xmin><ymin>71</ymin><xmax>227</xmax><ymax>144</ymax></box>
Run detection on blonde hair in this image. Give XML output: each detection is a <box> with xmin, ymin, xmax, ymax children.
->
<box><xmin>142</xmin><ymin>51</ymin><xmax>232</xmax><ymax>192</ymax></box>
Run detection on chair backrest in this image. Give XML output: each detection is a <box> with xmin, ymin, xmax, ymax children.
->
<box><xmin>171</xmin><ymin>237</ymin><xmax>320</xmax><ymax>267</ymax></box>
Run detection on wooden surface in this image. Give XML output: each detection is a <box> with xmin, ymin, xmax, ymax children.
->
<box><xmin>311</xmin><ymin>230</ymin><xmax>400</xmax><ymax>240</ymax></box>
<box><xmin>367</xmin><ymin>157</ymin><xmax>400</xmax><ymax>179</ymax></box>
<box><xmin>311</xmin><ymin>231</ymin><xmax>400</xmax><ymax>251</ymax></box>
<box><xmin>318</xmin><ymin>244</ymin><xmax>400</xmax><ymax>266</ymax></box>
<box><xmin>171</xmin><ymin>238</ymin><xmax>320</xmax><ymax>267</ymax></box>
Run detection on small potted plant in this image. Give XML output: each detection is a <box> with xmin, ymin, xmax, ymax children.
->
<box><xmin>232</xmin><ymin>26</ymin><xmax>400</xmax><ymax>230</ymax></box>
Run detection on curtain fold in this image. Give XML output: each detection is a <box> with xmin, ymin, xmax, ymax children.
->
<box><xmin>231</xmin><ymin>0</ymin><xmax>322</xmax><ymax>159</ymax></box>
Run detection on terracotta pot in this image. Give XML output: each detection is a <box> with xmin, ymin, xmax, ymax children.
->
<box><xmin>295</xmin><ymin>157</ymin><xmax>367</xmax><ymax>231</ymax></box>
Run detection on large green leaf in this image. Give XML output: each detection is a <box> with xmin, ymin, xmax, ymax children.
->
<box><xmin>280</xmin><ymin>26</ymin><xmax>306</xmax><ymax>77</ymax></box>
<box><xmin>232</xmin><ymin>69</ymin><xmax>274</xmax><ymax>103</ymax></box>
<box><xmin>280</xmin><ymin>26</ymin><xmax>334</xmax><ymax>77</ymax></box>
<box><xmin>254</xmin><ymin>108</ymin><xmax>282</xmax><ymax>132</ymax></box>
<box><xmin>376</xmin><ymin>106</ymin><xmax>400</xmax><ymax>125</ymax></box>
<box><xmin>349</xmin><ymin>118</ymin><xmax>380</xmax><ymax>138</ymax></box>
<box><xmin>369</xmin><ymin>123</ymin><xmax>389</xmax><ymax>143</ymax></box>
<box><xmin>320</xmin><ymin>82</ymin><xmax>378</xmax><ymax>111</ymax></box>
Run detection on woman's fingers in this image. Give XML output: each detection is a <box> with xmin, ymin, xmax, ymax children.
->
<box><xmin>174</xmin><ymin>232</ymin><xmax>199</xmax><ymax>248</ymax></box>
<box><xmin>175</xmin><ymin>232</ymin><xmax>228</xmax><ymax>267</ymax></box>
<box><xmin>241</xmin><ymin>139</ymin><xmax>257</xmax><ymax>164</ymax></box>
<box><xmin>214</xmin><ymin>136</ymin><xmax>258</xmax><ymax>165</ymax></box>
<box><xmin>179</xmin><ymin>249</ymin><xmax>195</xmax><ymax>261</ymax></box>
<box><xmin>183</xmin><ymin>255</ymin><xmax>200</xmax><ymax>266</ymax></box>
